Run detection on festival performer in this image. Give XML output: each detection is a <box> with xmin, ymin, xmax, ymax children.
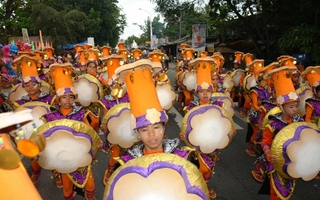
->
<box><xmin>251</xmin><ymin>62</ymin><xmax>279</xmax><ymax>182</ymax></box>
<box><xmin>86</xmin><ymin>48</ymin><xmax>108</xmax><ymax>86</ymax></box>
<box><xmin>33</xmin><ymin>49</ymin><xmax>47</xmax><ymax>81</ymax></box>
<box><xmin>12</xmin><ymin>55</ymin><xmax>55</xmax><ymax>108</ymax></box>
<box><xmin>43</xmin><ymin>42</ymin><xmax>56</xmax><ymax>68</ymax></box>
<box><xmin>112</xmin><ymin>59</ymin><xmax>193</xmax><ymax>166</ymax></box>
<box><xmin>211</xmin><ymin>52</ymin><xmax>227</xmax><ymax>84</ymax></box>
<box><xmin>182</xmin><ymin>56</ymin><xmax>232</xmax><ymax>199</ymax></box>
<box><xmin>260</xmin><ymin>66</ymin><xmax>302</xmax><ymax>200</ymax></box>
<box><xmin>239</xmin><ymin>53</ymin><xmax>255</xmax><ymax>117</ymax></box>
<box><xmin>116</xmin><ymin>42</ymin><xmax>129</xmax><ymax>64</ymax></box>
<box><xmin>75</xmin><ymin>49</ymin><xmax>87</xmax><ymax>75</ymax></box>
<box><xmin>175</xmin><ymin>48</ymin><xmax>195</xmax><ymax>110</ymax></box>
<box><xmin>246</xmin><ymin>59</ymin><xmax>271</xmax><ymax>157</ymax></box>
<box><xmin>38</xmin><ymin>63</ymin><xmax>99</xmax><ymax>200</ymax></box>
<box><xmin>230</xmin><ymin>51</ymin><xmax>244</xmax><ymax>103</ymax></box>
<box><xmin>211</xmin><ymin>71</ymin><xmax>228</xmax><ymax>94</ymax></box>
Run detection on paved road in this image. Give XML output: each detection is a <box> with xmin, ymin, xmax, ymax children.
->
<box><xmin>20</xmin><ymin>62</ymin><xmax>320</xmax><ymax>200</ymax></box>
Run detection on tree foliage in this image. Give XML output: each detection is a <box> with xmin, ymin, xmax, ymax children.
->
<box><xmin>0</xmin><ymin>0</ymin><xmax>126</xmax><ymax>47</ymax></box>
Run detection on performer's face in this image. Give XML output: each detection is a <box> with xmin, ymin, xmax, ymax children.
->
<box><xmin>291</xmin><ymin>74</ymin><xmax>300</xmax><ymax>84</ymax></box>
<box><xmin>233</xmin><ymin>63</ymin><xmax>239</xmax><ymax>69</ymax></box>
<box><xmin>197</xmin><ymin>89</ymin><xmax>212</xmax><ymax>103</ymax></box>
<box><xmin>282</xmin><ymin>101</ymin><xmax>299</xmax><ymax>118</ymax></box>
<box><xmin>24</xmin><ymin>81</ymin><xmax>41</xmax><ymax>96</ymax></box>
<box><xmin>87</xmin><ymin>62</ymin><xmax>97</xmax><ymax>75</ymax></box>
<box><xmin>211</xmin><ymin>74</ymin><xmax>219</xmax><ymax>86</ymax></box>
<box><xmin>137</xmin><ymin>122</ymin><xmax>165</xmax><ymax>152</ymax></box>
<box><xmin>59</xmin><ymin>94</ymin><xmax>75</xmax><ymax>109</ymax></box>
<box><xmin>80</xmin><ymin>64</ymin><xmax>87</xmax><ymax>73</ymax></box>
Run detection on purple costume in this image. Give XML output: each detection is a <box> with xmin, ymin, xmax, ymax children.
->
<box><xmin>306</xmin><ymin>97</ymin><xmax>320</xmax><ymax>122</ymax></box>
<box><xmin>258</xmin><ymin>113</ymin><xmax>303</xmax><ymax>198</ymax></box>
<box><xmin>120</xmin><ymin>138</ymin><xmax>191</xmax><ymax>163</ymax></box>
<box><xmin>15</xmin><ymin>92</ymin><xmax>54</xmax><ymax>106</ymax></box>
<box><xmin>42</xmin><ymin>105</ymin><xmax>91</xmax><ymax>188</ymax></box>
<box><xmin>184</xmin><ymin>97</ymin><xmax>224</xmax><ymax>113</ymax></box>
<box><xmin>100</xmin><ymin>93</ymin><xmax>130</xmax><ymax>110</ymax></box>
<box><xmin>248</xmin><ymin>86</ymin><xmax>271</xmax><ymax>125</ymax></box>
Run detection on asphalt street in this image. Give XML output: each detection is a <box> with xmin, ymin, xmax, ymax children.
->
<box><xmin>20</xmin><ymin>62</ymin><xmax>320</xmax><ymax>200</ymax></box>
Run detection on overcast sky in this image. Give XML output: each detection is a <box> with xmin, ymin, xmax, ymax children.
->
<box><xmin>117</xmin><ymin>0</ymin><xmax>159</xmax><ymax>40</ymax></box>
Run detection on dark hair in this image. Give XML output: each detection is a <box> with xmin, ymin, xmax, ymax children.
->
<box><xmin>315</xmin><ymin>85</ymin><xmax>320</xmax><ymax>93</ymax></box>
<box><xmin>297</xmin><ymin>60</ymin><xmax>310</xmax><ymax>69</ymax></box>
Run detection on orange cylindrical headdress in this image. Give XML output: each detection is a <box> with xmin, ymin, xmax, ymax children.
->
<box><xmin>84</xmin><ymin>43</ymin><xmax>94</xmax><ymax>51</ymax></box>
<box><xmin>117</xmin><ymin>42</ymin><xmax>125</xmax><ymax>50</ymax></box>
<box><xmin>198</xmin><ymin>51</ymin><xmax>208</xmax><ymax>58</ymax></box>
<box><xmin>117</xmin><ymin>49</ymin><xmax>129</xmax><ymax>62</ymax></box>
<box><xmin>265</xmin><ymin>66</ymin><xmax>300</xmax><ymax>105</ymax></box>
<box><xmin>250</xmin><ymin>59</ymin><xmax>264</xmax><ymax>78</ymax></box>
<box><xmin>86</xmin><ymin>48</ymin><xmax>99</xmax><ymax>65</ymax></box>
<box><xmin>301</xmin><ymin>66</ymin><xmax>320</xmax><ymax>93</ymax></box>
<box><xmin>78</xmin><ymin>50</ymin><xmax>87</xmax><ymax>65</ymax></box>
<box><xmin>182</xmin><ymin>48</ymin><xmax>194</xmax><ymax>60</ymax></box>
<box><xmin>233</xmin><ymin>51</ymin><xmax>244</xmax><ymax>64</ymax></box>
<box><xmin>14</xmin><ymin>55</ymin><xmax>40</xmax><ymax>84</ymax></box>
<box><xmin>44</xmin><ymin>47</ymin><xmax>54</xmax><ymax>60</ymax></box>
<box><xmin>280</xmin><ymin>56</ymin><xmax>299</xmax><ymax>74</ymax></box>
<box><xmin>74</xmin><ymin>44</ymin><xmax>84</xmax><ymax>58</ymax></box>
<box><xmin>101</xmin><ymin>55</ymin><xmax>124</xmax><ymax>80</ymax></box>
<box><xmin>189</xmin><ymin>57</ymin><xmax>215</xmax><ymax>91</ymax></box>
<box><xmin>180</xmin><ymin>43</ymin><xmax>190</xmax><ymax>50</ymax></box>
<box><xmin>277</xmin><ymin>55</ymin><xmax>291</xmax><ymax>64</ymax></box>
<box><xmin>260</xmin><ymin>62</ymin><xmax>279</xmax><ymax>87</ymax></box>
<box><xmin>33</xmin><ymin>50</ymin><xmax>44</xmax><ymax>64</ymax></box>
<box><xmin>211</xmin><ymin>52</ymin><xmax>224</xmax><ymax>69</ymax></box>
<box><xmin>149</xmin><ymin>50</ymin><xmax>164</xmax><ymax>68</ymax></box>
<box><xmin>115</xmin><ymin>59</ymin><xmax>168</xmax><ymax>129</ymax></box>
<box><xmin>101</xmin><ymin>46</ymin><xmax>112</xmax><ymax>57</ymax></box>
<box><xmin>242</xmin><ymin>53</ymin><xmax>254</xmax><ymax>67</ymax></box>
<box><xmin>49</xmin><ymin>63</ymin><xmax>78</xmax><ymax>98</ymax></box>
<box><xmin>132</xmin><ymin>48</ymin><xmax>142</xmax><ymax>60</ymax></box>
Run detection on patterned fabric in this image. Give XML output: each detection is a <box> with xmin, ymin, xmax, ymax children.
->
<box><xmin>185</xmin><ymin>97</ymin><xmax>224</xmax><ymax>112</ymax></box>
<box><xmin>306</xmin><ymin>98</ymin><xmax>320</xmax><ymax>120</ymax></box>
<box><xmin>42</xmin><ymin>105</ymin><xmax>86</xmax><ymax>122</ymax></box>
<box><xmin>213</xmin><ymin>84</ymin><xmax>226</xmax><ymax>93</ymax></box>
<box><xmin>269</xmin><ymin>113</ymin><xmax>303</xmax><ymax>136</ymax></box>
<box><xmin>120</xmin><ymin>138</ymin><xmax>190</xmax><ymax>162</ymax></box>
<box><xmin>100</xmin><ymin>93</ymin><xmax>130</xmax><ymax>110</ymax></box>
<box><xmin>248</xmin><ymin>86</ymin><xmax>271</xmax><ymax>125</ymax></box>
<box><xmin>16</xmin><ymin>92</ymin><xmax>54</xmax><ymax>105</ymax></box>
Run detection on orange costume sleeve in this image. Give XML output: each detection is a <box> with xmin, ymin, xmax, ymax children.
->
<box><xmin>250</xmin><ymin>91</ymin><xmax>260</xmax><ymax>111</ymax></box>
<box><xmin>305</xmin><ymin>103</ymin><xmax>313</xmax><ymax>122</ymax></box>
<box><xmin>239</xmin><ymin>74</ymin><xmax>245</xmax><ymax>87</ymax></box>
<box><xmin>261</xmin><ymin>126</ymin><xmax>273</xmax><ymax>148</ymax></box>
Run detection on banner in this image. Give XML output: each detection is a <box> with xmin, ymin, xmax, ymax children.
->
<box><xmin>192</xmin><ymin>24</ymin><xmax>206</xmax><ymax>50</ymax></box>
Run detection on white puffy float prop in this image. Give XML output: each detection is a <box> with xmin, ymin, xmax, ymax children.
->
<box><xmin>101</xmin><ymin>103</ymin><xmax>139</xmax><ymax>151</ymax></box>
<box><xmin>73</xmin><ymin>74</ymin><xmax>104</xmax><ymax>107</ymax></box>
<box><xmin>30</xmin><ymin>119</ymin><xmax>101</xmax><ymax>173</ymax></box>
<box><xmin>180</xmin><ymin>104</ymin><xmax>235</xmax><ymax>154</ymax></box>
<box><xmin>11</xmin><ymin>102</ymin><xmax>51</xmax><ymax>139</ymax></box>
<box><xmin>103</xmin><ymin>153</ymin><xmax>210</xmax><ymax>200</ymax></box>
<box><xmin>271</xmin><ymin>122</ymin><xmax>320</xmax><ymax>181</ymax></box>
<box><xmin>296</xmin><ymin>85</ymin><xmax>313</xmax><ymax>116</ymax></box>
<box><xmin>156</xmin><ymin>74</ymin><xmax>176</xmax><ymax>111</ymax></box>
<box><xmin>211</xmin><ymin>92</ymin><xmax>235</xmax><ymax>117</ymax></box>
<box><xmin>231</xmin><ymin>69</ymin><xmax>245</xmax><ymax>87</ymax></box>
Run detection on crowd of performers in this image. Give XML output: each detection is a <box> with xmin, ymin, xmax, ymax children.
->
<box><xmin>1</xmin><ymin>39</ymin><xmax>320</xmax><ymax>200</ymax></box>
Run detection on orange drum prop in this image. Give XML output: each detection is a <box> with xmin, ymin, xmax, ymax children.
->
<box><xmin>181</xmin><ymin>104</ymin><xmax>235</xmax><ymax>154</ymax></box>
<box><xmin>30</xmin><ymin>119</ymin><xmax>101</xmax><ymax>173</ymax></box>
<box><xmin>296</xmin><ymin>85</ymin><xmax>313</xmax><ymax>116</ymax></box>
<box><xmin>73</xmin><ymin>74</ymin><xmax>104</xmax><ymax>107</ymax></box>
<box><xmin>271</xmin><ymin>122</ymin><xmax>320</xmax><ymax>181</ymax></box>
<box><xmin>101</xmin><ymin>103</ymin><xmax>139</xmax><ymax>149</ymax></box>
<box><xmin>211</xmin><ymin>92</ymin><xmax>235</xmax><ymax>117</ymax></box>
<box><xmin>231</xmin><ymin>69</ymin><xmax>245</xmax><ymax>87</ymax></box>
<box><xmin>11</xmin><ymin>102</ymin><xmax>51</xmax><ymax>139</ymax></box>
<box><xmin>103</xmin><ymin>153</ymin><xmax>209</xmax><ymax>200</ymax></box>
<box><xmin>243</xmin><ymin>73</ymin><xmax>257</xmax><ymax>93</ymax></box>
<box><xmin>8</xmin><ymin>80</ymin><xmax>52</xmax><ymax>108</ymax></box>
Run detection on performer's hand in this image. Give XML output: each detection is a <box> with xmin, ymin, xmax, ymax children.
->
<box><xmin>179</xmin><ymin>132</ymin><xmax>185</xmax><ymax>140</ymax></box>
<box><xmin>269</xmin><ymin>155</ymin><xmax>277</xmax><ymax>165</ymax></box>
<box><xmin>232</xmin><ymin>130</ymin><xmax>237</xmax><ymax>137</ymax></box>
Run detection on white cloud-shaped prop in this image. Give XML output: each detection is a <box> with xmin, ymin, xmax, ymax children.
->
<box><xmin>287</xmin><ymin>128</ymin><xmax>320</xmax><ymax>181</ymax></box>
<box><xmin>156</xmin><ymin>84</ymin><xmax>176</xmax><ymax>110</ymax></box>
<box><xmin>107</xmin><ymin>110</ymin><xmax>139</xmax><ymax>148</ymax></box>
<box><xmin>182</xmin><ymin>72</ymin><xmax>197</xmax><ymax>91</ymax></box>
<box><xmin>112</xmin><ymin>169</ymin><xmax>202</xmax><ymax>200</ymax></box>
<box><xmin>38</xmin><ymin>130</ymin><xmax>92</xmax><ymax>173</ymax></box>
<box><xmin>189</xmin><ymin>108</ymin><xmax>232</xmax><ymax>154</ymax></box>
<box><xmin>12</xmin><ymin>106</ymin><xmax>49</xmax><ymax>139</ymax></box>
<box><xmin>74</xmin><ymin>78</ymin><xmax>99</xmax><ymax>107</ymax></box>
